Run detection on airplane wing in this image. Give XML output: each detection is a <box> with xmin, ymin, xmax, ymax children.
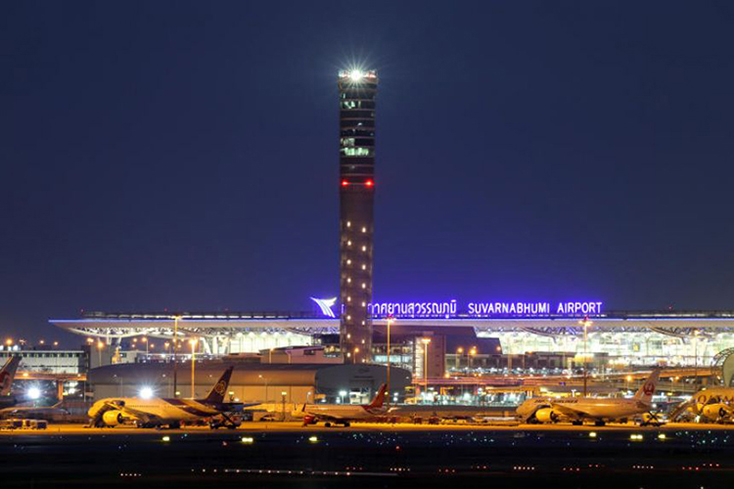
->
<box><xmin>669</xmin><ymin>397</ymin><xmax>697</xmax><ymax>421</ymax></box>
<box><xmin>98</xmin><ymin>401</ymin><xmax>160</xmax><ymax>424</ymax></box>
<box><xmin>308</xmin><ymin>412</ymin><xmax>346</xmax><ymax>421</ymax></box>
<box><xmin>548</xmin><ymin>402</ymin><xmax>587</xmax><ymax>419</ymax></box>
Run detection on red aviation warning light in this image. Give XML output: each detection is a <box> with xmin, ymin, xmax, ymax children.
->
<box><xmin>341</xmin><ymin>180</ymin><xmax>349</xmax><ymax>187</ymax></box>
<box><xmin>365</xmin><ymin>179</ymin><xmax>374</xmax><ymax>187</ymax></box>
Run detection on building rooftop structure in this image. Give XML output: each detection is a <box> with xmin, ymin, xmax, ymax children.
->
<box><xmin>50</xmin><ymin>309</ymin><xmax>734</xmax><ymax>372</ymax></box>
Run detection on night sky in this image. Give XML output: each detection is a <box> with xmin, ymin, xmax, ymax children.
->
<box><xmin>2</xmin><ymin>1</ymin><xmax>734</xmax><ymax>343</ymax></box>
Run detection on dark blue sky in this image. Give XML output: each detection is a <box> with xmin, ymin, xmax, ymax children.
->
<box><xmin>2</xmin><ymin>1</ymin><xmax>734</xmax><ymax>343</ymax></box>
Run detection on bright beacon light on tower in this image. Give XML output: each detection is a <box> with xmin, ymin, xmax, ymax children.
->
<box><xmin>349</xmin><ymin>69</ymin><xmax>363</xmax><ymax>81</ymax></box>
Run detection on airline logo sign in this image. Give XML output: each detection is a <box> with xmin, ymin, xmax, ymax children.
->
<box><xmin>310</xmin><ymin>297</ymin><xmax>337</xmax><ymax>318</ymax></box>
<box><xmin>214</xmin><ymin>381</ymin><xmax>227</xmax><ymax>396</ymax></box>
<box><xmin>643</xmin><ymin>382</ymin><xmax>656</xmax><ymax>396</ymax></box>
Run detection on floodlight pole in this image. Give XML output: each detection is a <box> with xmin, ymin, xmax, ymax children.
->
<box><xmin>172</xmin><ymin>316</ymin><xmax>180</xmax><ymax>398</ymax></box>
<box><xmin>190</xmin><ymin>339</ymin><xmax>197</xmax><ymax>399</ymax></box>
<box><xmin>386</xmin><ymin>316</ymin><xmax>394</xmax><ymax>406</ymax></box>
<box><xmin>580</xmin><ymin>317</ymin><xmax>592</xmax><ymax>397</ymax></box>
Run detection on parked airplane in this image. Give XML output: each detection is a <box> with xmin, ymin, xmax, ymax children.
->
<box><xmin>295</xmin><ymin>384</ymin><xmax>387</xmax><ymax>427</ymax></box>
<box><xmin>0</xmin><ymin>356</ymin><xmax>21</xmax><ymax>409</ymax></box>
<box><xmin>88</xmin><ymin>366</ymin><xmax>240</xmax><ymax>429</ymax></box>
<box><xmin>517</xmin><ymin>369</ymin><xmax>661</xmax><ymax>426</ymax></box>
<box><xmin>670</xmin><ymin>386</ymin><xmax>734</xmax><ymax>423</ymax></box>
<box><xmin>0</xmin><ymin>400</ymin><xmax>70</xmax><ymax>421</ymax></box>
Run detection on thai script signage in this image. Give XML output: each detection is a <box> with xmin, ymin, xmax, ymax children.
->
<box><xmin>365</xmin><ymin>300</ymin><xmax>603</xmax><ymax>318</ymax></box>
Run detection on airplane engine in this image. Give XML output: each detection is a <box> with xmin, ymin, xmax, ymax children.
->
<box><xmin>302</xmin><ymin>415</ymin><xmax>317</xmax><ymax>425</ymax></box>
<box><xmin>534</xmin><ymin>408</ymin><xmax>562</xmax><ymax>423</ymax></box>
<box><xmin>701</xmin><ymin>403</ymin><xmax>732</xmax><ymax>421</ymax></box>
<box><xmin>102</xmin><ymin>410</ymin><xmax>126</xmax><ymax>426</ymax></box>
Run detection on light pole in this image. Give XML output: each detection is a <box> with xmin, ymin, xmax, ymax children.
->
<box><xmin>259</xmin><ymin>374</ymin><xmax>269</xmax><ymax>403</ymax></box>
<box><xmin>421</xmin><ymin>338</ymin><xmax>431</xmax><ymax>394</ymax></box>
<box><xmin>579</xmin><ymin>317</ymin><xmax>593</xmax><ymax>397</ymax></box>
<box><xmin>693</xmin><ymin>329</ymin><xmax>700</xmax><ymax>386</ymax></box>
<box><xmin>469</xmin><ymin>347</ymin><xmax>477</xmax><ymax>369</ymax></box>
<box><xmin>172</xmin><ymin>316</ymin><xmax>181</xmax><ymax>398</ymax></box>
<box><xmin>386</xmin><ymin>316</ymin><xmax>395</xmax><ymax>405</ymax></box>
<box><xmin>97</xmin><ymin>340</ymin><xmax>105</xmax><ymax>367</ymax></box>
<box><xmin>189</xmin><ymin>338</ymin><xmax>198</xmax><ymax>399</ymax></box>
<box><xmin>142</xmin><ymin>336</ymin><xmax>148</xmax><ymax>355</ymax></box>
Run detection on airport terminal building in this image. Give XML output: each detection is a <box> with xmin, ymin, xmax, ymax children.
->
<box><xmin>51</xmin><ymin>302</ymin><xmax>734</xmax><ymax>379</ymax></box>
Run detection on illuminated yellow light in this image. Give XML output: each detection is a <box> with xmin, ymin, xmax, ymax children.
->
<box><xmin>162</xmin><ymin>436</ymin><xmax>171</xmax><ymax>442</ymax></box>
<box><xmin>589</xmin><ymin>432</ymin><xmax>597</xmax><ymax>438</ymax></box>
<box><xmin>658</xmin><ymin>434</ymin><xmax>666</xmax><ymax>440</ymax></box>
<box><xmin>308</xmin><ymin>435</ymin><xmax>319</xmax><ymax>443</ymax></box>
<box><xmin>241</xmin><ymin>437</ymin><xmax>254</xmax><ymax>444</ymax></box>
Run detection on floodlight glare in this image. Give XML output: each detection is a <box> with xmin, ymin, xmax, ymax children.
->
<box><xmin>27</xmin><ymin>387</ymin><xmax>41</xmax><ymax>400</ymax></box>
<box><xmin>349</xmin><ymin>69</ymin><xmax>363</xmax><ymax>81</ymax></box>
<box><xmin>139</xmin><ymin>386</ymin><xmax>154</xmax><ymax>399</ymax></box>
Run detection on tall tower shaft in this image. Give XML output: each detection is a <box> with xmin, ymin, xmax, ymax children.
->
<box><xmin>338</xmin><ymin>69</ymin><xmax>378</xmax><ymax>364</ymax></box>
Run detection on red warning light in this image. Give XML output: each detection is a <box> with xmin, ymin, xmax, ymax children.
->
<box><xmin>365</xmin><ymin>179</ymin><xmax>374</xmax><ymax>187</ymax></box>
<box><xmin>341</xmin><ymin>180</ymin><xmax>349</xmax><ymax>187</ymax></box>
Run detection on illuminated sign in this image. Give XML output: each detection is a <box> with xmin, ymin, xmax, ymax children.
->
<box><xmin>310</xmin><ymin>297</ymin><xmax>337</xmax><ymax>318</ymax></box>
<box><xmin>364</xmin><ymin>300</ymin><xmax>603</xmax><ymax>318</ymax></box>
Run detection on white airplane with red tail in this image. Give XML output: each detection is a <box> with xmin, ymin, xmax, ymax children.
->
<box><xmin>296</xmin><ymin>384</ymin><xmax>387</xmax><ymax>427</ymax></box>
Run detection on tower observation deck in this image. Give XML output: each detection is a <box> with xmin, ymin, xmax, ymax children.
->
<box><xmin>338</xmin><ymin>69</ymin><xmax>378</xmax><ymax>364</ymax></box>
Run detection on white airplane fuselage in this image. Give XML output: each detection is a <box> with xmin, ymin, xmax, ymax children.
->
<box><xmin>553</xmin><ymin>397</ymin><xmax>650</xmax><ymax>419</ymax></box>
<box><xmin>297</xmin><ymin>404</ymin><xmax>385</xmax><ymax>421</ymax></box>
<box><xmin>518</xmin><ymin>396</ymin><xmax>652</xmax><ymax>422</ymax></box>
<box><xmin>89</xmin><ymin>397</ymin><xmax>221</xmax><ymax>425</ymax></box>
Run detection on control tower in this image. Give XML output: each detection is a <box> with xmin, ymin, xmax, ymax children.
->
<box><xmin>337</xmin><ymin>69</ymin><xmax>378</xmax><ymax>364</ymax></box>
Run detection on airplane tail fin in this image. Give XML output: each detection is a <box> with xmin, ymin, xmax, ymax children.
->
<box><xmin>0</xmin><ymin>356</ymin><xmax>21</xmax><ymax>396</ymax></box>
<box><xmin>367</xmin><ymin>384</ymin><xmax>387</xmax><ymax>409</ymax></box>
<box><xmin>202</xmin><ymin>366</ymin><xmax>234</xmax><ymax>404</ymax></box>
<box><xmin>633</xmin><ymin>369</ymin><xmax>661</xmax><ymax>404</ymax></box>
